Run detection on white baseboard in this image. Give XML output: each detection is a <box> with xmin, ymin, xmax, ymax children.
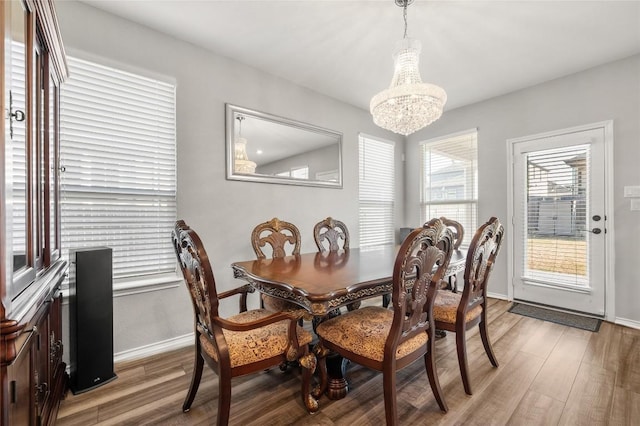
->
<box><xmin>114</xmin><ymin>333</ymin><xmax>194</xmax><ymax>364</ymax></box>
<box><xmin>487</xmin><ymin>292</ymin><xmax>510</xmax><ymax>301</ymax></box>
<box><xmin>615</xmin><ymin>317</ymin><xmax>640</xmax><ymax>330</ymax></box>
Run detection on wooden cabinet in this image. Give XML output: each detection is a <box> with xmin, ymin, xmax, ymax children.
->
<box><xmin>1</xmin><ymin>1</ymin><xmax>68</xmax><ymax>425</ymax></box>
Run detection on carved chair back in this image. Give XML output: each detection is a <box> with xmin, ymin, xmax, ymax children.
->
<box><xmin>313</xmin><ymin>218</ymin><xmax>453</xmax><ymax>421</ymax></box>
<box><xmin>460</xmin><ymin>217</ymin><xmax>504</xmax><ymax>317</ymax></box>
<box><xmin>172</xmin><ymin>220</ymin><xmax>219</xmax><ymax>333</ymax></box>
<box><xmin>440</xmin><ymin>217</ymin><xmax>465</xmax><ymax>250</ymax></box>
<box><xmin>251</xmin><ymin>217</ymin><xmax>301</xmax><ymax>259</ymax></box>
<box><xmin>387</xmin><ymin>218</ymin><xmax>454</xmax><ymax>357</ymax></box>
<box><xmin>313</xmin><ymin>217</ymin><xmax>350</xmax><ymax>253</ymax></box>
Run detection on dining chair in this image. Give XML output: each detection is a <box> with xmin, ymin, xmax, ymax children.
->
<box><xmin>432</xmin><ymin>216</ymin><xmax>505</xmax><ymax>395</ymax></box>
<box><xmin>314</xmin><ymin>218</ymin><xmax>454</xmax><ymax>424</ymax></box>
<box><xmin>313</xmin><ymin>217</ymin><xmax>350</xmax><ymax>252</ymax></box>
<box><xmin>172</xmin><ymin>220</ymin><xmax>318</xmax><ymax>425</ymax></box>
<box><xmin>313</xmin><ymin>217</ymin><xmax>359</xmax><ymax>315</ymax></box>
<box><xmin>251</xmin><ymin>217</ymin><xmax>308</xmax><ymax>314</ymax></box>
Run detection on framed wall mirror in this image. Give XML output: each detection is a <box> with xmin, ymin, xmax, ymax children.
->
<box><xmin>226</xmin><ymin>104</ymin><xmax>343</xmax><ymax>188</ymax></box>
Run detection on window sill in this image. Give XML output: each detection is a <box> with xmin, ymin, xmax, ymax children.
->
<box><xmin>112</xmin><ymin>274</ymin><xmax>183</xmax><ymax>297</ymax></box>
<box><xmin>60</xmin><ymin>273</ymin><xmax>183</xmax><ymax>300</ymax></box>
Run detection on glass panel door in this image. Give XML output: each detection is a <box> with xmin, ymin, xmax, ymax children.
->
<box><xmin>512</xmin><ymin>126</ymin><xmax>607</xmax><ymax>316</ymax></box>
<box><xmin>524</xmin><ymin>145</ymin><xmax>589</xmax><ymax>287</ymax></box>
<box><xmin>7</xmin><ymin>0</ymin><xmax>27</xmax><ymax>273</ymax></box>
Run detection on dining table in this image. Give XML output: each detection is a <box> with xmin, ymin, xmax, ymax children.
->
<box><xmin>231</xmin><ymin>245</ymin><xmax>466</xmax><ymax>399</ymax></box>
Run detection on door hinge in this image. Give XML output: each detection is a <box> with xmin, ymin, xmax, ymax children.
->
<box><xmin>10</xmin><ymin>380</ymin><xmax>17</xmax><ymax>403</ymax></box>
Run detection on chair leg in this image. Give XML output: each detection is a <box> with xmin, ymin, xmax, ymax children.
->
<box><xmin>424</xmin><ymin>342</ymin><xmax>448</xmax><ymax>412</ymax></box>
<box><xmin>299</xmin><ymin>351</ymin><xmax>319</xmax><ymax>413</ymax></box>
<box><xmin>182</xmin><ymin>350</ymin><xmax>204</xmax><ymax>412</ymax></box>
<box><xmin>311</xmin><ymin>343</ymin><xmax>329</xmax><ymax>399</ymax></box>
<box><xmin>479</xmin><ymin>316</ymin><xmax>499</xmax><ymax>367</ymax></box>
<box><xmin>455</xmin><ymin>328</ymin><xmax>473</xmax><ymax>395</ymax></box>
<box><xmin>217</xmin><ymin>369</ymin><xmax>232</xmax><ymax>426</ymax></box>
<box><xmin>382</xmin><ymin>365</ymin><xmax>398</xmax><ymax>426</ymax></box>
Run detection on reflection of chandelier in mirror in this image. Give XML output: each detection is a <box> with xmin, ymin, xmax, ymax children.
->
<box><xmin>234</xmin><ymin>115</ymin><xmax>257</xmax><ymax>174</ymax></box>
<box><xmin>370</xmin><ymin>0</ymin><xmax>447</xmax><ymax>136</ymax></box>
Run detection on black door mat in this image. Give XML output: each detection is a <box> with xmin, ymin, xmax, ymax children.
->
<box><xmin>508</xmin><ymin>303</ymin><xmax>601</xmax><ymax>332</ymax></box>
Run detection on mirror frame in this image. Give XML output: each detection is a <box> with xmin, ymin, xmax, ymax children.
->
<box><xmin>225</xmin><ymin>104</ymin><xmax>343</xmax><ymax>188</ymax></box>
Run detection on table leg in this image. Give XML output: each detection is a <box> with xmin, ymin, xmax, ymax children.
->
<box><xmin>382</xmin><ymin>293</ymin><xmax>391</xmax><ymax>308</ymax></box>
<box><xmin>325</xmin><ymin>353</ymin><xmax>349</xmax><ymax>400</ymax></box>
<box><xmin>312</xmin><ymin>310</ymin><xmax>350</xmax><ymax>401</ymax></box>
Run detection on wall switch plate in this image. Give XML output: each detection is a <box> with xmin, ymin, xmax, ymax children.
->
<box><xmin>631</xmin><ymin>199</ymin><xmax>640</xmax><ymax>211</ymax></box>
<box><xmin>624</xmin><ymin>186</ymin><xmax>640</xmax><ymax>198</ymax></box>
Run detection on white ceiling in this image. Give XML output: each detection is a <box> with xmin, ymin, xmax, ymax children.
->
<box><xmin>81</xmin><ymin>0</ymin><xmax>640</xmax><ymax>112</ymax></box>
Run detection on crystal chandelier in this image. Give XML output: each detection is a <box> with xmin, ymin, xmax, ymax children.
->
<box><xmin>234</xmin><ymin>116</ymin><xmax>257</xmax><ymax>174</ymax></box>
<box><xmin>370</xmin><ymin>0</ymin><xmax>447</xmax><ymax>136</ymax></box>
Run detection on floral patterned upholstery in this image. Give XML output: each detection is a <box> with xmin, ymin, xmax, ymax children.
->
<box><xmin>261</xmin><ymin>295</ymin><xmax>312</xmax><ymax>321</ymax></box>
<box><xmin>433</xmin><ymin>290</ymin><xmax>482</xmax><ymax>325</ymax></box>
<box><xmin>199</xmin><ymin>309</ymin><xmax>313</xmax><ymax>368</ymax></box>
<box><xmin>316</xmin><ymin>306</ymin><xmax>428</xmax><ymax>362</ymax></box>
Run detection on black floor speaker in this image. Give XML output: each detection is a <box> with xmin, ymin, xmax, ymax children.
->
<box><xmin>69</xmin><ymin>247</ymin><xmax>117</xmax><ymax>394</ymax></box>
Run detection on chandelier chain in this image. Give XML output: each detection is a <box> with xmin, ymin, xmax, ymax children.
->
<box><xmin>396</xmin><ymin>0</ymin><xmax>413</xmax><ymax>39</ymax></box>
<box><xmin>403</xmin><ymin>2</ymin><xmax>408</xmax><ymax>39</ymax></box>
<box><xmin>236</xmin><ymin>115</ymin><xmax>244</xmax><ymax>137</ymax></box>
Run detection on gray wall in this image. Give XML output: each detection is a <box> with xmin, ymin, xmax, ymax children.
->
<box><xmin>56</xmin><ymin>1</ymin><xmax>404</xmax><ymax>358</ymax></box>
<box><xmin>405</xmin><ymin>54</ymin><xmax>640</xmax><ymax>324</ymax></box>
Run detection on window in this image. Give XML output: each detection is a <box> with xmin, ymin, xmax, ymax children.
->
<box><xmin>60</xmin><ymin>57</ymin><xmax>176</xmax><ymax>284</ymax></box>
<box><xmin>276</xmin><ymin>166</ymin><xmax>309</xmax><ymax>179</ymax></box>
<box><xmin>359</xmin><ymin>134</ymin><xmax>395</xmax><ymax>247</ymax></box>
<box><xmin>420</xmin><ymin>129</ymin><xmax>477</xmax><ymax>247</ymax></box>
<box><xmin>524</xmin><ymin>145</ymin><xmax>589</xmax><ymax>284</ymax></box>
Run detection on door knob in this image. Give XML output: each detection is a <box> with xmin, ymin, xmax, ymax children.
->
<box><xmin>592</xmin><ymin>215</ymin><xmax>601</xmax><ymax>221</ymax></box>
<box><xmin>592</xmin><ymin>228</ymin><xmax>602</xmax><ymax>234</ymax></box>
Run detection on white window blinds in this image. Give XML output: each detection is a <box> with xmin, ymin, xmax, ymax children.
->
<box><xmin>524</xmin><ymin>145</ymin><xmax>589</xmax><ymax>286</ymax></box>
<box><xmin>60</xmin><ymin>57</ymin><xmax>176</xmax><ymax>282</ymax></box>
<box><xmin>421</xmin><ymin>130</ymin><xmax>478</xmax><ymax>247</ymax></box>
<box><xmin>359</xmin><ymin>134</ymin><xmax>395</xmax><ymax>247</ymax></box>
<box><xmin>9</xmin><ymin>40</ymin><xmax>27</xmax><ymax>270</ymax></box>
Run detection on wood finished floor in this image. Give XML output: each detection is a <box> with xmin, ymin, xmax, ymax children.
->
<box><xmin>56</xmin><ymin>299</ymin><xmax>640</xmax><ymax>425</ymax></box>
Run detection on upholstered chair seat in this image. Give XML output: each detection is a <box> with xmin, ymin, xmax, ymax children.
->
<box><xmin>199</xmin><ymin>309</ymin><xmax>313</xmax><ymax>368</ymax></box>
<box><xmin>433</xmin><ymin>291</ymin><xmax>483</xmax><ymax>325</ymax></box>
<box><xmin>316</xmin><ymin>306</ymin><xmax>428</xmax><ymax>363</ymax></box>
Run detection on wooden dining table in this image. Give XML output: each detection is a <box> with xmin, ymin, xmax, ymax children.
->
<box><xmin>231</xmin><ymin>245</ymin><xmax>466</xmax><ymax>399</ymax></box>
<box><xmin>233</xmin><ymin>247</ymin><xmax>397</xmax><ymax>316</ymax></box>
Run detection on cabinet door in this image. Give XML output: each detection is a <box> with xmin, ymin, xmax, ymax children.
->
<box><xmin>47</xmin><ymin>75</ymin><xmax>61</xmax><ymax>263</ymax></box>
<box><xmin>49</xmin><ymin>294</ymin><xmax>64</xmax><ymax>377</ymax></box>
<box><xmin>35</xmin><ymin>39</ymin><xmax>44</xmax><ymax>268</ymax></box>
<box><xmin>33</xmin><ymin>308</ymin><xmax>51</xmax><ymax>422</ymax></box>
<box><xmin>4</xmin><ymin>0</ymin><xmax>36</xmax><ymax>300</ymax></box>
<box><xmin>6</xmin><ymin>330</ymin><xmax>35</xmax><ymax>425</ymax></box>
